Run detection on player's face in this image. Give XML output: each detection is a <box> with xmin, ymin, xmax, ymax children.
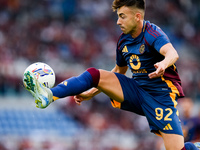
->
<box><xmin>117</xmin><ymin>6</ymin><xmax>139</xmax><ymax>35</ymax></box>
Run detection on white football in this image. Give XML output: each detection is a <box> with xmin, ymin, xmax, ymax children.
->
<box><xmin>24</xmin><ymin>62</ymin><xmax>55</xmax><ymax>88</ymax></box>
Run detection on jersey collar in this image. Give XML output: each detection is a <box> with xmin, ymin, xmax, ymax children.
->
<box><xmin>127</xmin><ymin>20</ymin><xmax>146</xmax><ymax>43</ymax></box>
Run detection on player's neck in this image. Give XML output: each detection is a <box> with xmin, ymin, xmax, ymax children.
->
<box><xmin>130</xmin><ymin>20</ymin><xmax>144</xmax><ymax>39</ymax></box>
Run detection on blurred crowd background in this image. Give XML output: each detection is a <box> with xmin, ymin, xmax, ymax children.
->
<box><xmin>0</xmin><ymin>0</ymin><xmax>200</xmax><ymax>149</ymax></box>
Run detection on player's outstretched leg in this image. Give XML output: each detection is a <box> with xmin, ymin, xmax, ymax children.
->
<box><xmin>24</xmin><ymin>67</ymin><xmax>100</xmax><ymax>108</ymax></box>
<box><xmin>50</xmin><ymin>68</ymin><xmax>100</xmax><ymax>100</ymax></box>
<box><xmin>23</xmin><ymin>71</ymin><xmax>53</xmax><ymax>108</ymax></box>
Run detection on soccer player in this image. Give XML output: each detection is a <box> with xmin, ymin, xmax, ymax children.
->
<box><xmin>23</xmin><ymin>0</ymin><xmax>200</xmax><ymax>149</ymax></box>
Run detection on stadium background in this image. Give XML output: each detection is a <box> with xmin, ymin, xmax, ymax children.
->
<box><xmin>0</xmin><ymin>0</ymin><xmax>200</xmax><ymax>149</ymax></box>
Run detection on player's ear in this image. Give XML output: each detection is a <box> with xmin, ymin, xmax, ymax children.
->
<box><xmin>135</xmin><ymin>13</ymin><xmax>141</xmax><ymax>22</ymax></box>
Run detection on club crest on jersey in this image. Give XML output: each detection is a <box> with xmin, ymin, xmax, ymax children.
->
<box><xmin>139</xmin><ymin>44</ymin><xmax>145</xmax><ymax>54</ymax></box>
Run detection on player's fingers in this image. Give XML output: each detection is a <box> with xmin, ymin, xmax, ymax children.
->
<box><xmin>74</xmin><ymin>95</ymin><xmax>82</xmax><ymax>101</ymax></box>
<box><xmin>73</xmin><ymin>95</ymin><xmax>78</xmax><ymax>100</ymax></box>
<box><xmin>155</xmin><ymin>65</ymin><xmax>165</xmax><ymax>76</ymax></box>
<box><xmin>74</xmin><ymin>95</ymin><xmax>82</xmax><ymax>105</ymax></box>
<box><xmin>148</xmin><ymin>72</ymin><xmax>156</xmax><ymax>79</ymax></box>
<box><xmin>148</xmin><ymin>71</ymin><xmax>163</xmax><ymax>79</ymax></box>
<box><xmin>75</xmin><ymin>99</ymin><xmax>82</xmax><ymax>105</ymax></box>
<box><xmin>154</xmin><ymin>63</ymin><xmax>159</xmax><ymax>69</ymax></box>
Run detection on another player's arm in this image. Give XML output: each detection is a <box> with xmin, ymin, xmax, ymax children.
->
<box><xmin>74</xmin><ymin>65</ymin><xmax>128</xmax><ymax>105</ymax></box>
<box><xmin>148</xmin><ymin>43</ymin><xmax>179</xmax><ymax>79</ymax></box>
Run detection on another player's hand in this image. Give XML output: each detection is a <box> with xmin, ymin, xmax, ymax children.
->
<box><xmin>74</xmin><ymin>91</ymin><xmax>93</xmax><ymax>105</ymax></box>
<box><xmin>148</xmin><ymin>62</ymin><xmax>167</xmax><ymax>79</ymax></box>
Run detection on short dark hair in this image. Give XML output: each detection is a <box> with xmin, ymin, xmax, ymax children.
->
<box><xmin>112</xmin><ymin>0</ymin><xmax>145</xmax><ymax>12</ymax></box>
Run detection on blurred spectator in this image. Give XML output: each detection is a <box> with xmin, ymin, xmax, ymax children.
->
<box><xmin>179</xmin><ymin>97</ymin><xmax>200</xmax><ymax>142</ymax></box>
<box><xmin>18</xmin><ymin>139</ymin><xmax>33</xmax><ymax>150</ymax></box>
<box><xmin>0</xmin><ymin>142</ymin><xmax>7</xmax><ymax>150</ymax></box>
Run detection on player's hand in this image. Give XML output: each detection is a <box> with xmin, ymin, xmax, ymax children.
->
<box><xmin>148</xmin><ymin>62</ymin><xmax>167</xmax><ymax>79</ymax></box>
<box><xmin>74</xmin><ymin>91</ymin><xmax>93</xmax><ymax>105</ymax></box>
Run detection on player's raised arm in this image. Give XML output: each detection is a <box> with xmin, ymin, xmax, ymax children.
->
<box><xmin>148</xmin><ymin>43</ymin><xmax>179</xmax><ymax>79</ymax></box>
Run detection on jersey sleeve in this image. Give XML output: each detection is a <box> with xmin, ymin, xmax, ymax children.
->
<box><xmin>153</xmin><ymin>32</ymin><xmax>170</xmax><ymax>52</ymax></box>
<box><xmin>115</xmin><ymin>34</ymin><xmax>127</xmax><ymax>67</ymax></box>
<box><xmin>145</xmin><ymin>23</ymin><xmax>170</xmax><ymax>53</ymax></box>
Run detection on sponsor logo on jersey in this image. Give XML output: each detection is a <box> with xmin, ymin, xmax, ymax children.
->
<box><xmin>122</xmin><ymin>45</ymin><xmax>128</xmax><ymax>53</ymax></box>
<box><xmin>129</xmin><ymin>54</ymin><xmax>141</xmax><ymax>70</ymax></box>
<box><xmin>163</xmin><ymin>123</ymin><xmax>173</xmax><ymax>130</ymax></box>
